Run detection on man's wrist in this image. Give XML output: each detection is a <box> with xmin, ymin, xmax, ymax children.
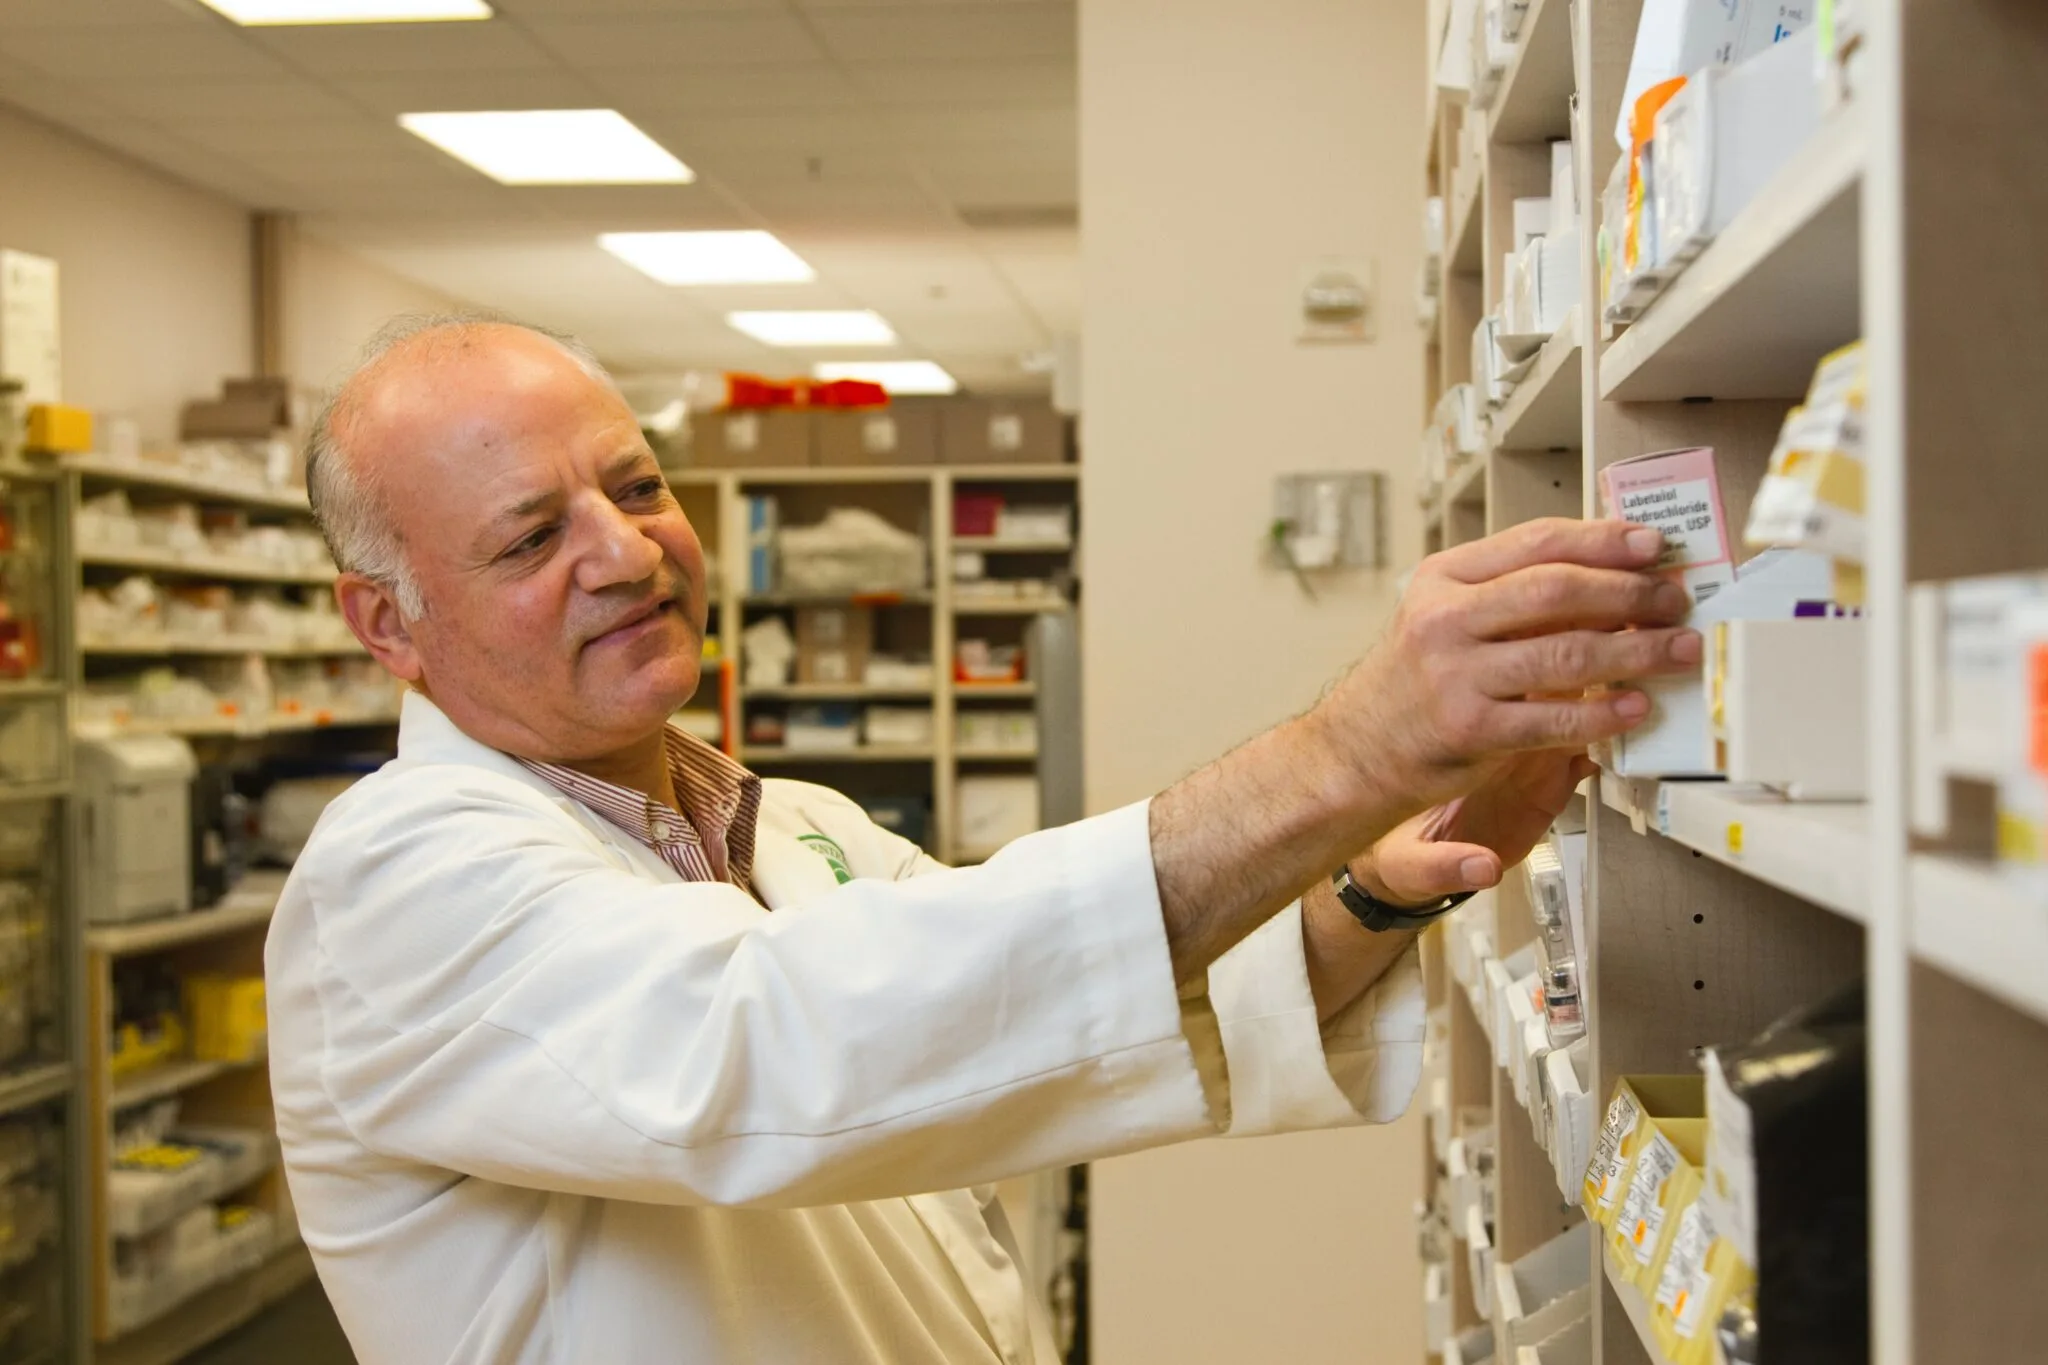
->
<box><xmin>1343</xmin><ymin>852</ymin><xmax>1435</xmax><ymax>912</ymax></box>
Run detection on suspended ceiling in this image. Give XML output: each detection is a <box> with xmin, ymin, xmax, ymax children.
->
<box><xmin>0</xmin><ymin>0</ymin><xmax>1079</xmax><ymax>391</ymax></box>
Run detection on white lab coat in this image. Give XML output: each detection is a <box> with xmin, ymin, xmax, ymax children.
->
<box><xmin>266</xmin><ymin>691</ymin><xmax>1424</xmax><ymax>1364</ymax></box>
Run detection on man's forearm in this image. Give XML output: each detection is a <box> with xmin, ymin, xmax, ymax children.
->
<box><xmin>1300</xmin><ymin>874</ymin><xmax>1420</xmax><ymax>1024</ymax></box>
<box><xmin>1149</xmin><ymin>710</ymin><xmax>1406</xmax><ymax>986</ymax></box>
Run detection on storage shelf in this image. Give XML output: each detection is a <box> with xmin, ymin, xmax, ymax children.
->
<box><xmin>671</xmin><ymin>464</ymin><xmax>1077</xmax><ymax>486</ymax></box>
<box><xmin>1911</xmin><ymin>855</ymin><xmax>2048</xmax><ymax>1026</ymax></box>
<box><xmin>742</xmin><ymin>746</ymin><xmax>934</xmax><ymax>764</ymax></box>
<box><xmin>1490</xmin><ymin>309</ymin><xmax>1583</xmax><ymax>451</ymax></box>
<box><xmin>0</xmin><ymin>1063</ymin><xmax>72</xmax><ymax>1119</ymax></box>
<box><xmin>951</xmin><ymin>598</ymin><xmax>1070</xmax><ymax>616</ymax></box>
<box><xmin>955</xmin><ymin>682</ymin><xmax>1036</xmax><ymax>698</ymax></box>
<box><xmin>1603</xmin><ymin>1254</ymin><xmax>1678</xmax><ymax>1365</ymax></box>
<box><xmin>67</xmin><ymin>455</ymin><xmax>311</xmax><ymax>513</ymax></box>
<box><xmin>956</xmin><ymin>748</ymin><xmax>1040</xmax><ymax>762</ymax></box>
<box><xmin>0</xmin><ymin>678</ymin><xmax>65</xmax><ymax>699</ymax></box>
<box><xmin>1449</xmin><ymin>172</ymin><xmax>1485</xmax><ymax>276</ymax></box>
<box><xmin>81</xmin><ymin>636</ymin><xmax>364</xmax><ymax>659</ymax></box>
<box><xmin>952</xmin><ymin>537</ymin><xmax>1073</xmax><ymax>554</ymax></box>
<box><xmin>0</xmin><ymin>781</ymin><xmax>71</xmax><ymax>806</ymax></box>
<box><xmin>741</xmin><ymin>591</ymin><xmax>932</xmax><ymax>607</ymax></box>
<box><xmin>1600</xmin><ymin>110</ymin><xmax>1864</xmax><ymax>401</ymax></box>
<box><xmin>87</xmin><ymin>873</ymin><xmax>287</xmax><ymax>958</ymax></box>
<box><xmin>76</xmin><ymin>708</ymin><xmax>399</xmax><ymax>741</ymax></box>
<box><xmin>109</xmin><ymin>1057</ymin><xmax>257</xmax><ymax>1113</ymax></box>
<box><xmin>1600</xmin><ymin>772</ymin><xmax>1869</xmax><ymax>924</ymax></box>
<box><xmin>78</xmin><ymin>545</ymin><xmax>336</xmax><ymax>586</ymax></box>
<box><xmin>1488</xmin><ymin>0</ymin><xmax>1575</xmax><ymax>143</ymax></box>
<box><xmin>744</xmin><ymin>684</ymin><xmax>934</xmax><ymax>701</ymax></box>
<box><xmin>1446</xmin><ymin>456</ymin><xmax>1486</xmax><ymax>510</ymax></box>
<box><xmin>96</xmin><ymin>1244</ymin><xmax>315</xmax><ymax>1365</ymax></box>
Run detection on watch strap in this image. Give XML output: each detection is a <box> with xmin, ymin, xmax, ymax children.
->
<box><xmin>1331</xmin><ymin>866</ymin><xmax>1476</xmax><ymax>932</ymax></box>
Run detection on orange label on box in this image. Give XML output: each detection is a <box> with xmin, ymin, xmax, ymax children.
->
<box><xmin>2031</xmin><ymin>645</ymin><xmax>2048</xmax><ymax>777</ymax></box>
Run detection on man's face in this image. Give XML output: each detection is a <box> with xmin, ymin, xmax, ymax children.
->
<box><xmin>348</xmin><ymin>328</ymin><xmax>708</xmax><ymax>763</ymax></box>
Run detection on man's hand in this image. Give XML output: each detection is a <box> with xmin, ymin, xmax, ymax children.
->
<box><xmin>1307</xmin><ymin>518</ymin><xmax>1696</xmax><ymax>821</ymax></box>
<box><xmin>1152</xmin><ymin>518</ymin><xmax>1694</xmax><ymax>988</ymax></box>
<box><xmin>1357</xmin><ymin>748</ymin><xmax>1598</xmax><ymax>905</ymax></box>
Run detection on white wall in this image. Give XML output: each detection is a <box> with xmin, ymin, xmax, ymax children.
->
<box><xmin>0</xmin><ymin>102</ymin><xmax>464</xmax><ymax>437</ymax></box>
<box><xmin>1078</xmin><ymin>0</ymin><xmax>1426</xmax><ymax>1360</ymax></box>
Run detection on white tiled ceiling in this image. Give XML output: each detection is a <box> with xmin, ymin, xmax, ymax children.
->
<box><xmin>0</xmin><ymin>0</ymin><xmax>1078</xmax><ymax>393</ymax></box>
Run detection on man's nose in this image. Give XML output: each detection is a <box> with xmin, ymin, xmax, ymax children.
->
<box><xmin>575</xmin><ymin>496</ymin><xmax>665</xmax><ymax>592</ymax></box>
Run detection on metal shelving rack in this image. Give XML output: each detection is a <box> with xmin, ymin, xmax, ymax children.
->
<box><xmin>1414</xmin><ymin>1</ymin><xmax>2048</xmax><ymax>1362</ymax></box>
<box><xmin>670</xmin><ymin>462</ymin><xmax>1080</xmax><ymax>866</ymax></box>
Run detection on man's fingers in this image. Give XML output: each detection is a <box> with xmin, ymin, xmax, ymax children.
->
<box><xmin>1429</xmin><ymin>517</ymin><xmax>1664</xmax><ymax>585</ymax></box>
<box><xmin>1463</xmin><ymin>563</ymin><xmax>1690</xmax><ymax>638</ymax></box>
<box><xmin>1480</xmin><ymin>627</ymin><xmax>1702</xmax><ymax>698</ymax></box>
<box><xmin>1487</xmin><ymin>692</ymin><xmax>1656</xmax><ymax>752</ymax></box>
<box><xmin>1379</xmin><ymin>840</ymin><xmax>1503</xmax><ymax>903</ymax></box>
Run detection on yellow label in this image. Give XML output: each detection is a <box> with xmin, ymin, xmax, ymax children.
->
<box><xmin>1727</xmin><ymin>823</ymin><xmax>1744</xmax><ymax>857</ymax></box>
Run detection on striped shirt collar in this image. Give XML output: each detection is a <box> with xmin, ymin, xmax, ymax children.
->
<box><xmin>516</xmin><ymin>727</ymin><xmax>762</xmax><ymax>893</ymax></box>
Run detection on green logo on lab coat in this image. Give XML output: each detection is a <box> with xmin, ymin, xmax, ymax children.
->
<box><xmin>798</xmin><ymin>834</ymin><xmax>853</xmax><ymax>885</ymax></box>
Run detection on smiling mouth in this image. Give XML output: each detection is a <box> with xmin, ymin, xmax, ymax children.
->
<box><xmin>591</xmin><ymin>597</ymin><xmax>681</xmax><ymax>647</ymax></box>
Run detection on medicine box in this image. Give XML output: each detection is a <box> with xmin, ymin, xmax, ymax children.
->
<box><xmin>794</xmin><ymin>605</ymin><xmax>872</xmax><ymax>686</ymax></box>
<box><xmin>1709</xmin><ymin>616</ymin><xmax>1867</xmax><ymax>798</ymax></box>
<box><xmin>941</xmin><ymin>398</ymin><xmax>1063</xmax><ymax>466</ymax></box>
<box><xmin>1608</xmin><ymin>1122</ymin><xmax>1705</xmax><ymax>1289</ymax></box>
<box><xmin>693</xmin><ymin>409</ymin><xmax>814</xmax><ymax>468</ymax></box>
<box><xmin>815</xmin><ymin>405</ymin><xmax>938</xmax><ymax>467</ymax></box>
<box><xmin>1612</xmin><ymin>0</ymin><xmax>1815</xmax><ymax>149</ymax></box>
<box><xmin>1651</xmin><ymin>26</ymin><xmax>1824</xmax><ymax>270</ymax></box>
<box><xmin>24</xmin><ymin>403</ymin><xmax>90</xmax><ymax>453</ymax></box>
<box><xmin>1584</xmin><ymin>1074</ymin><xmax>1704</xmax><ymax>1226</ymax></box>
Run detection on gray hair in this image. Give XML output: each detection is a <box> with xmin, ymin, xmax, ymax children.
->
<box><xmin>305</xmin><ymin>311</ymin><xmax>612</xmax><ymax>620</ymax></box>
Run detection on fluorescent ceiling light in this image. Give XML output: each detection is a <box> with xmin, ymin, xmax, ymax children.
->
<box><xmin>400</xmin><ymin>110</ymin><xmax>692</xmax><ymax>185</ymax></box>
<box><xmin>600</xmin><ymin>231</ymin><xmax>814</xmax><ymax>286</ymax></box>
<box><xmin>198</xmin><ymin>0</ymin><xmax>490</xmax><ymax>22</ymax></box>
<box><xmin>728</xmin><ymin>311</ymin><xmax>897</xmax><ymax>347</ymax></box>
<box><xmin>814</xmin><ymin>361</ymin><xmax>959</xmax><ymax>395</ymax></box>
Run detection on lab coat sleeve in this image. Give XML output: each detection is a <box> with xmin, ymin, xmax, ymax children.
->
<box><xmin>1201</xmin><ymin>903</ymin><xmax>1426</xmax><ymax>1136</ymax></box>
<box><xmin>289</xmin><ymin>774</ymin><xmax>1219</xmax><ymax>1209</ymax></box>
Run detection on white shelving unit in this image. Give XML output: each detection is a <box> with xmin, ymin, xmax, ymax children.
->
<box><xmin>1415</xmin><ymin>2</ymin><xmax>2048</xmax><ymax>1362</ymax></box>
<box><xmin>680</xmin><ymin>463</ymin><xmax>1079</xmax><ymax>864</ymax></box>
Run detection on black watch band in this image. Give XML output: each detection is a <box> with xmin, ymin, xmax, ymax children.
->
<box><xmin>1331</xmin><ymin>866</ymin><xmax>1476</xmax><ymax>933</ymax></box>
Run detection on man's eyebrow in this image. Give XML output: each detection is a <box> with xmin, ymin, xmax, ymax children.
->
<box><xmin>602</xmin><ymin>447</ymin><xmax>659</xmax><ymax>481</ymax></box>
<box><xmin>479</xmin><ymin>487</ymin><xmax>561</xmax><ymax>545</ymax></box>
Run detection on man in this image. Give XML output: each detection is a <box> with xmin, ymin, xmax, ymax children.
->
<box><xmin>266</xmin><ymin>315</ymin><xmax>1695</xmax><ymax>1364</ymax></box>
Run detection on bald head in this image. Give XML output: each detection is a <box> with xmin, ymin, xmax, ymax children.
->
<box><xmin>306</xmin><ymin>313</ymin><xmax>614</xmax><ymax>618</ymax></box>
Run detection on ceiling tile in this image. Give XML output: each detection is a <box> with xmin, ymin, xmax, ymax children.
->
<box><xmin>0</xmin><ymin>22</ymin><xmax>291</xmax><ymax>80</ymax></box>
<box><xmin>805</xmin><ymin>4</ymin><xmax>1074</xmax><ymax>62</ymax></box>
<box><xmin>920</xmin><ymin>165</ymin><xmax>1076</xmax><ymax>211</ymax></box>
<box><xmin>844</xmin><ymin>56</ymin><xmax>1073</xmax><ymax>107</ymax></box>
<box><xmin>884</xmin><ymin>104</ymin><xmax>1073</xmax><ymax>151</ymax></box>
<box><xmin>92</xmin><ymin>76</ymin><xmax>364</xmax><ymax>122</ymax></box>
<box><xmin>0</xmin><ymin>0</ymin><xmax>211</xmax><ymax>27</ymax></box>
<box><xmin>595</xmin><ymin>61</ymin><xmax>864</xmax><ymax>114</ymax></box>
<box><xmin>167</xmin><ymin>116</ymin><xmax>412</xmax><ymax>161</ymax></box>
<box><xmin>520</xmin><ymin>14</ymin><xmax>822</xmax><ymax>68</ymax></box>
<box><xmin>495</xmin><ymin>0</ymin><xmax>779</xmax><ymax>12</ymax></box>
<box><xmin>321</xmin><ymin>67</ymin><xmax>600</xmax><ymax>115</ymax></box>
<box><xmin>60</xmin><ymin>119</ymin><xmax>300</xmax><ymax>208</ymax></box>
<box><xmin>242</xmin><ymin>20</ymin><xmax>559</xmax><ymax>74</ymax></box>
<box><xmin>503</xmin><ymin>183</ymin><xmax>754</xmax><ymax>230</ymax></box>
<box><xmin>0</xmin><ymin>57</ymin><xmax>125</xmax><ymax>124</ymax></box>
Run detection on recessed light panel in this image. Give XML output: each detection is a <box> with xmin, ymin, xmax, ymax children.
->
<box><xmin>400</xmin><ymin>110</ymin><xmax>692</xmax><ymax>185</ymax></box>
<box><xmin>728</xmin><ymin>311</ymin><xmax>898</xmax><ymax>347</ymax></box>
<box><xmin>814</xmin><ymin>361</ymin><xmax>959</xmax><ymax>395</ymax></box>
<box><xmin>600</xmin><ymin>231</ymin><xmax>815</xmax><ymax>286</ymax></box>
<box><xmin>199</xmin><ymin>0</ymin><xmax>491</xmax><ymax>22</ymax></box>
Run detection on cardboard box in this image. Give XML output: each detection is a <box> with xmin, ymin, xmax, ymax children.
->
<box><xmin>1609</xmin><ymin>1120</ymin><xmax>1707</xmax><ymax>1289</ymax></box>
<box><xmin>941</xmin><ymin>398</ymin><xmax>1064</xmax><ymax>465</ymax></box>
<box><xmin>179</xmin><ymin>398</ymin><xmax>280</xmax><ymax>441</ymax></box>
<box><xmin>794</xmin><ymin>605</ymin><xmax>872</xmax><ymax>685</ymax></box>
<box><xmin>815</xmin><ymin>405</ymin><xmax>938</xmax><ymax>467</ymax></box>
<box><xmin>25</xmin><ymin>403</ymin><xmax>90</xmax><ymax>453</ymax></box>
<box><xmin>1584</xmin><ymin>1074</ymin><xmax>1705</xmax><ymax>1226</ymax></box>
<box><xmin>693</xmin><ymin>409</ymin><xmax>813</xmax><ymax>468</ymax></box>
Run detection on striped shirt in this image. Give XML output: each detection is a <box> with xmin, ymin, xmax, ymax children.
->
<box><xmin>517</xmin><ymin>728</ymin><xmax>763</xmax><ymax>893</ymax></box>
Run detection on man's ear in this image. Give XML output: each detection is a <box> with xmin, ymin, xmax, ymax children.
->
<box><xmin>335</xmin><ymin>574</ymin><xmax>423</xmax><ymax>683</ymax></box>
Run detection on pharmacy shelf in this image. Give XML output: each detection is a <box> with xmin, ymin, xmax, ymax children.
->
<box><xmin>957</xmin><ymin>748</ymin><xmax>1040</xmax><ymax>762</ymax></box>
<box><xmin>953</xmin><ymin>845</ymin><xmax>1006</xmax><ymax>865</ymax></box>
<box><xmin>0</xmin><ymin>1063</ymin><xmax>72</xmax><ymax>1119</ymax></box>
<box><xmin>952</xmin><ymin>537</ymin><xmax>1073</xmax><ymax>554</ymax></box>
<box><xmin>66</xmin><ymin>454</ymin><xmax>311</xmax><ymax>514</ymax></box>
<box><xmin>1449</xmin><ymin>172</ymin><xmax>1485</xmax><ymax>277</ymax></box>
<box><xmin>1603</xmin><ymin>1256</ymin><xmax>1678</xmax><ymax>1365</ymax></box>
<box><xmin>1447</xmin><ymin>456</ymin><xmax>1486</xmax><ymax>510</ymax></box>
<box><xmin>1600</xmin><ymin>772</ymin><xmax>1869</xmax><ymax>924</ymax></box>
<box><xmin>1600</xmin><ymin>110</ymin><xmax>1865</xmax><ymax>402</ymax></box>
<box><xmin>0</xmin><ymin>781</ymin><xmax>71</xmax><ymax>807</ymax></box>
<box><xmin>1911</xmin><ymin>855</ymin><xmax>2048</xmax><ymax>1027</ymax></box>
<box><xmin>76</xmin><ymin>708</ymin><xmax>399</xmax><ymax>741</ymax></box>
<box><xmin>0</xmin><ymin>678</ymin><xmax>65</xmax><ymax>699</ymax></box>
<box><xmin>1487</xmin><ymin>0</ymin><xmax>1575</xmax><ymax>144</ymax></box>
<box><xmin>742</xmin><ymin>746</ymin><xmax>935</xmax><ymax>764</ymax></box>
<box><xmin>951</xmin><ymin>598</ymin><xmax>1070</xmax><ymax>616</ymax></box>
<box><xmin>745</xmin><ymin>684</ymin><xmax>934</xmax><ymax>701</ymax></box>
<box><xmin>78</xmin><ymin>545</ymin><xmax>336</xmax><ymax>586</ymax></box>
<box><xmin>741</xmin><ymin>591</ymin><xmax>933</xmax><ymax>607</ymax></box>
<box><xmin>673</xmin><ymin>463</ymin><xmax>1077</xmax><ymax>486</ymax></box>
<box><xmin>955</xmin><ymin>682</ymin><xmax>1036</xmax><ymax>699</ymax></box>
<box><xmin>81</xmin><ymin>636</ymin><xmax>365</xmax><ymax>659</ymax></box>
<box><xmin>87</xmin><ymin>874</ymin><xmax>287</xmax><ymax>959</ymax></box>
<box><xmin>96</xmin><ymin>1244</ymin><xmax>316</xmax><ymax>1365</ymax></box>
<box><xmin>108</xmin><ymin>1057</ymin><xmax>258</xmax><ymax>1113</ymax></box>
<box><xmin>1490</xmin><ymin>310</ymin><xmax>1583</xmax><ymax>451</ymax></box>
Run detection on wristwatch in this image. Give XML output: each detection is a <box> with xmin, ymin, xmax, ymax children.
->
<box><xmin>1331</xmin><ymin>865</ymin><xmax>1476</xmax><ymax>933</ymax></box>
